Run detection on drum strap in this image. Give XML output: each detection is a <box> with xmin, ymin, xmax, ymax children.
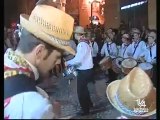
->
<box><xmin>92</xmin><ymin>42</ymin><xmax>94</xmax><ymax>47</ymax></box>
<box><xmin>148</xmin><ymin>43</ymin><xmax>156</xmax><ymax>58</ymax></box>
<box><xmin>132</xmin><ymin>41</ymin><xmax>141</xmax><ymax>56</ymax></box>
<box><xmin>123</xmin><ymin>44</ymin><xmax>130</xmax><ymax>57</ymax></box>
<box><xmin>149</xmin><ymin>47</ymin><xmax>152</xmax><ymax>58</ymax></box>
<box><xmin>106</xmin><ymin>42</ymin><xmax>113</xmax><ymax>55</ymax></box>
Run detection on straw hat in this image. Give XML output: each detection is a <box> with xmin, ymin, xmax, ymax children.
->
<box><xmin>122</xmin><ymin>33</ymin><xmax>129</xmax><ymax>39</ymax></box>
<box><xmin>20</xmin><ymin>5</ymin><xmax>75</xmax><ymax>55</ymax></box>
<box><xmin>74</xmin><ymin>26</ymin><xmax>86</xmax><ymax>34</ymax></box>
<box><xmin>106</xmin><ymin>67</ymin><xmax>156</xmax><ymax>117</ymax></box>
<box><xmin>132</xmin><ymin>28</ymin><xmax>141</xmax><ymax>34</ymax></box>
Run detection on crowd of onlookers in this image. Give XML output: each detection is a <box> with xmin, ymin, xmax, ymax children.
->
<box><xmin>77</xmin><ymin>23</ymin><xmax>157</xmax><ymax>87</ymax></box>
<box><xmin>4</xmin><ymin>23</ymin><xmax>157</xmax><ymax>85</ymax></box>
<box><xmin>4</xmin><ymin>26</ymin><xmax>21</xmax><ymax>53</ymax></box>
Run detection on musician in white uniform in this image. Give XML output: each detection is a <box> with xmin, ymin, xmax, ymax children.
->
<box><xmin>101</xmin><ymin>32</ymin><xmax>118</xmax><ymax>82</ymax></box>
<box><xmin>90</xmin><ymin>34</ymin><xmax>99</xmax><ymax>67</ymax></box>
<box><xmin>145</xmin><ymin>31</ymin><xmax>157</xmax><ymax>64</ymax></box>
<box><xmin>86</xmin><ymin>32</ymin><xmax>99</xmax><ymax>83</ymax></box>
<box><xmin>101</xmin><ymin>33</ymin><xmax>118</xmax><ymax>59</ymax></box>
<box><xmin>118</xmin><ymin>33</ymin><xmax>132</xmax><ymax>58</ymax></box>
<box><xmin>128</xmin><ymin>28</ymin><xmax>147</xmax><ymax>60</ymax></box>
<box><xmin>142</xmin><ymin>30</ymin><xmax>157</xmax><ymax>87</ymax></box>
<box><xmin>66</xmin><ymin>26</ymin><xmax>94</xmax><ymax>116</ymax></box>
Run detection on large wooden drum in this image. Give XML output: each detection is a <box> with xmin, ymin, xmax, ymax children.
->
<box><xmin>121</xmin><ymin>58</ymin><xmax>137</xmax><ymax>74</ymax></box>
<box><xmin>138</xmin><ymin>62</ymin><xmax>153</xmax><ymax>78</ymax></box>
<box><xmin>112</xmin><ymin>57</ymin><xmax>124</xmax><ymax>74</ymax></box>
<box><xmin>99</xmin><ymin>56</ymin><xmax>112</xmax><ymax>71</ymax></box>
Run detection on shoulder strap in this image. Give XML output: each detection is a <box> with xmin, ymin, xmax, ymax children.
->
<box><xmin>106</xmin><ymin>43</ymin><xmax>111</xmax><ymax>55</ymax></box>
<box><xmin>132</xmin><ymin>41</ymin><xmax>142</xmax><ymax>56</ymax></box>
<box><xmin>4</xmin><ymin>74</ymin><xmax>37</xmax><ymax>100</ymax></box>
<box><xmin>123</xmin><ymin>44</ymin><xmax>130</xmax><ymax>57</ymax></box>
<box><xmin>92</xmin><ymin>42</ymin><xmax>94</xmax><ymax>47</ymax></box>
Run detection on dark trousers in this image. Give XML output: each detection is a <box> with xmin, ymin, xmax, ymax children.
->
<box><xmin>77</xmin><ymin>69</ymin><xmax>93</xmax><ymax>113</ymax></box>
<box><xmin>93</xmin><ymin>57</ymin><xmax>98</xmax><ymax>68</ymax></box>
<box><xmin>108</xmin><ymin>68</ymin><xmax>118</xmax><ymax>82</ymax></box>
<box><xmin>152</xmin><ymin>65</ymin><xmax>157</xmax><ymax>88</ymax></box>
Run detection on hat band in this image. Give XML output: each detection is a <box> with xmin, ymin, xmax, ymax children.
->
<box><xmin>115</xmin><ymin>93</ymin><xmax>147</xmax><ymax>116</ymax></box>
<box><xmin>45</xmin><ymin>31</ymin><xmax>70</xmax><ymax>46</ymax></box>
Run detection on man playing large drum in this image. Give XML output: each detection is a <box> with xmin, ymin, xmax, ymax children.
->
<box><xmin>127</xmin><ymin>28</ymin><xmax>147</xmax><ymax>61</ymax></box>
<box><xmin>112</xmin><ymin>33</ymin><xmax>132</xmax><ymax>75</ymax></box>
<box><xmin>139</xmin><ymin>30</ymin><xmax>157</xmax><ymax>87</ymax></box>
<box><xmin>118</xmin><ymin>33</ymin><xmax>132</xmax><ymax>58</ymax></box>
<box><xmin>100</xmin><ymin>32</ymin><xmax>118</xmax><ymax>83</ymax></box>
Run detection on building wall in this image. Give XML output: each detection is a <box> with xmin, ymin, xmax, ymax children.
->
<box><xmin>79</xmin><ymin>0</ymin><xmax>91</xmax><ymax>27</ymax></box>
<box><xmin>148</xmin><ymin>0</ymin><xmax>156</xmax><ymax>29</ymax></box>
<box><xmin>119</xmin><ymin>0</ymin><xmax>156</xmax><ymax>30</ymax></box>
<box><xmin>120</xmin><ymin>1</ymin><xmax>148</xmax><ymax>29</ymax></box>
<box><xmin>104</xmin><ymin>0</ymin><xmax>120</xmax><ymax>29</ymax></box>
<box><xmin>65</xmin><ymin>0</ymin><xmax>79</xmax><ymax>25</ymax></box>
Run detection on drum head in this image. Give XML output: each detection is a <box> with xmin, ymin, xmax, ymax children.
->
<box><xmin>121</xmin><ymin>58</ymin><xmax>137</xmax><ymax>68</ymax></box>
<box><xmin>138</xmin><ymin>63</ymin><xmax>153</xmax><ymax>70</ymax></box>
<box><xmin>116</xmin><ymin>57</ymin><xmax>123</xmax><ymax>68</ymax></box>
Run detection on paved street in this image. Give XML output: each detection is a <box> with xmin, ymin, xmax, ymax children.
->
<box><xmin>46</xmin><ymin>69</ymin><xmax>156</xmax><ymax>119</ymax></box>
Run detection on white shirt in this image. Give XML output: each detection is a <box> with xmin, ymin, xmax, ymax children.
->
<box><xmin>119</xmin><ymin>43</ymin><xmax>132</xmax><ymax>58</ymax></box>
<box><xmin>67</xmin><ymin>42</ymin><xmax>93</xmax><ymax>70</ymax></box>
<box><xmin>90</xmin><ymin>41</ymin><xmax>99</xmax><ymax>57</ymax></box>
<box><xmin>101</xmin><ymin>42</ymin><xmax>118</xmax><ymax>58</ymax></box>
<box><xmin>144</xmin><ymin>42</ymin><xmax>156</xmax><ymax>63</ymax></box>
<box><xmin>129</xmin><ymin>40</ymin><xmax>147</xmax><ymax>60</ymax></box>
<box><xmin>4</xmin><ymin>88</ymin><xmax>54</xmax><ymax>119</ymax></box>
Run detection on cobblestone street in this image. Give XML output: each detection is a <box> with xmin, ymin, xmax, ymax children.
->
<box><xmin>47</xmin><ymin>69</ymin><xmax>156</xmax><ymax>119</ymax></box>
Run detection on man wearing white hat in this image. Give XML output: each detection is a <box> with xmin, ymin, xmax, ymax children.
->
<box><xmin>128</xmin><ymin>28</ymin><xmax>147</xmax><ymax>60</ymax></box>
<box><xmin>141</xmin><ymin>30</ymin><xmax>157</xmax><ymax>87</ymax></box>
<box><xmin>118</xmin><ymin>33</ymin><xmax>132</xmax><ymax>58</ymax></box>
<box><xmin>4</xmin><ymin>2</ymin><xmax>75</xmax><ymax>119</ymax></box>
<box><xmin>66</xmin><ymin>26</ymin><xmax>94</xmax><ymax>116</ymax></box>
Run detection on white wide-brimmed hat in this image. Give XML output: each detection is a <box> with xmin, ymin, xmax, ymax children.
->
<box><xmin>106</xmin><ymin>67</ymin><xmax>156</xmax><ymax>117</ymax></box>
<box><xmin>74</xmin><ymin>26</ymin><xmax>86</xmax><ymax>34</ymax></box>
<box><xmin>20</xmin><ymin>5</ymin><xmax>75</xmax><ymax>55</ymax></box>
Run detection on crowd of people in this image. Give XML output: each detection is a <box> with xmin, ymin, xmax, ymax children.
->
<box><xmin>63</xmin><ymin>25</ymin><xmax>157</xmax><ymax>117</ymax></box>
<box><xmin>77</xmin><ymin>25</ymin><xmax>157</xmax><ymax>85</ymax></box>
<box><xmin>4</xmin><ymin>0</ymin><xmax>157</xmax><ymax>119</ymax></box>
<box><xmin>4</xmin><ymin>26</ymin><xmax>21</xmax><ymax>53</ymax></box>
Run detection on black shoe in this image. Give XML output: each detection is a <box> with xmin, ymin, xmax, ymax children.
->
<box><xmin>76</xmin><ymin>110</ymin><xmax>90</xmax><ymax>116</ymax></box>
